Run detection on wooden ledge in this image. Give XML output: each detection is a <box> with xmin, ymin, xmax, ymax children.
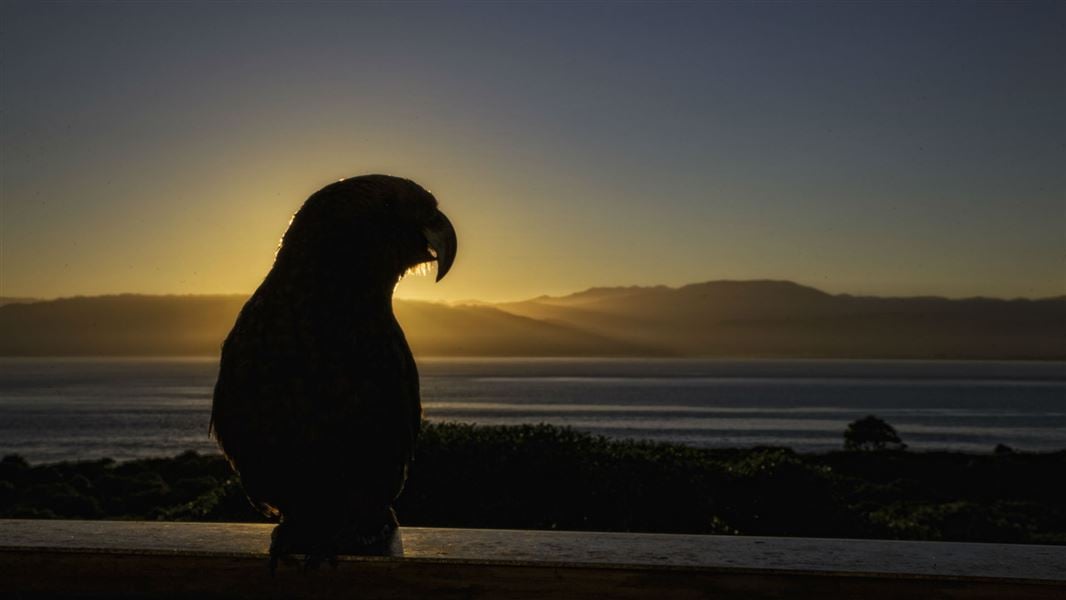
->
<box><xmin>1</xmin><ymin>519</ymin><xmax>1064</xmax><ymax>599</ymax></box>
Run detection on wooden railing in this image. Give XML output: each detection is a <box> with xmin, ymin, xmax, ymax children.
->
<box><xmin>1</xmin><ymin>519</ymin><xmax>1063</xmax><ymax>598</ymax></box>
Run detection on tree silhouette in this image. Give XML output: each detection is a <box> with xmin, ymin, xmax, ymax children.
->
<box><xmin>844</xmin><ymin>415</ymin><xmax>907</xmax><ymax>451</ymax></box>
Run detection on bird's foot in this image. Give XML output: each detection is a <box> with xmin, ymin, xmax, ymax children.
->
<box><xmin>268</xmin><ymin>522</ymin><xmax>311</xmax><ymax>575</ymax></box>
<box><xmin>269</xmin><ymin>521</ymin><xmax>337</xmax><ymax>573</ymax></box>
<box><xmin>336</xmin><ymin>519</ymin><xmax>399</xmax><ymax>556</ymax></box>
<box><xmin>268</xmin><ymin>514</ymin><xmax>401</xmax><ymax>573</ymax></box>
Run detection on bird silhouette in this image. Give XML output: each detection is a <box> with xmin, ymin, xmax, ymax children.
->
<box><xmin>210</xmin><ymin>174</ymin><xmax>456</xmax><ymax>567</ymax></box>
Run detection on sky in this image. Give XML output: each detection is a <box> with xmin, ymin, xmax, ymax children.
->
<box><xmin>1</xmin><ymin>1</ymin><xmax>1063</xmax><ymax>303</ymax></box>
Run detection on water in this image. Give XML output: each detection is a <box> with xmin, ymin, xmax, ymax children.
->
<box><xmin>1</xmin><ymin>357</ymin><xmax>1063</xmax><ymax>462</ymax></box>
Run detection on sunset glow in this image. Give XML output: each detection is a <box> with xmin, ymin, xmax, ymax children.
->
<box><xmin>1</xmin><ymin>2</ymin><xmax>1063</xmax><ymax>303</ymax></box>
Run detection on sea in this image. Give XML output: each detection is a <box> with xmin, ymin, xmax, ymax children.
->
<box><xmin>1</xmin><ymin>357</ymin><xmax>1064</xmax><ymax>463</ymax></box>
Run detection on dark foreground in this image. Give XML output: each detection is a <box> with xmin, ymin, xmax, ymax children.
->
<box><xmin>1</xmin><ymin>423</ymin><xmax>1062</xmax><ymax>544</ymax></box>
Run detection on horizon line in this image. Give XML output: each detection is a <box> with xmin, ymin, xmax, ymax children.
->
<box><xmin>3</xmin><ymin>278</ymin><xmax>1064</xmax><ymax>305</ymax></box>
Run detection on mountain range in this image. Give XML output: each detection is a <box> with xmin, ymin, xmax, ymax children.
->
<box><xmin>1</xmin><ymin>280</ymin><xmax>1063</xmax><ymax>359</ymax></box>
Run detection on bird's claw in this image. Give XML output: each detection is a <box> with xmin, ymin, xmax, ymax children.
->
<box><xmin>268</xmin><ymin>519</ymin><xmax>399</xmax><ymax>574</ymax></box>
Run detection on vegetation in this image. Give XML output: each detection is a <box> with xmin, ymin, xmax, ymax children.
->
<box><xmin>844</xmin><ymin>415</ymin><xmax>908</xmax><ymax>451</ymax></box>
<box><xmin>1</xmin><ymin>422</ymin><xmax>1063</xmax><ymax>544</ymax></box>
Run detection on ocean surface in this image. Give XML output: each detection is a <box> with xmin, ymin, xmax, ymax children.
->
<box><xmin>1</xmin><ymin>357</ymin><xmax>1064</xmax><ymax>463</ymax></box>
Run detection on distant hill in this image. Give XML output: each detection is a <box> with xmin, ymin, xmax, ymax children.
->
<box><xmin>1</xmin><ymin>281</ymin><xmax>1063</xmax><ymax>359</ymax></box>
<box><xmin>499</xmin><ymin>280</ymin><xmax>1066</xmax><ymax>359</ymax></box>
<box><xmin>0</xmin><ymin>294</ymin><xmax>650</xmax><ymax>357</ymax></box>
<box><xmin>0</xmin><ymin>297</ymin><xmax>39</xmax><ymax>307</ymax></box>
<box><xmin>394</xmin><ymin>301</ymin><xmax>653</xmax><ymax>356</ymax></box>
<box><xmin>0</xmin><ymin>295</ymin><xmax>247</xmax><ymax>356</ymax></box>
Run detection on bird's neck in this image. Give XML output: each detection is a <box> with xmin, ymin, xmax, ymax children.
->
<box><xmin>266</xmin><ymin>260</ymin><xmax>399</xmax><ymax>324</ymax></box>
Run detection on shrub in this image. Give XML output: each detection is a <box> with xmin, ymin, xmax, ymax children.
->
<box><xmin>844</xmin><ymin>415</ymin><xmax>907</xmax><ymax>451</ymax></box>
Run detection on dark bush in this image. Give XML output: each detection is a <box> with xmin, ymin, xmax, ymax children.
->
<box><xmin>844</xmin><ymin>415</ymin><xmax>907</xmax><ymax>451</ymax></box>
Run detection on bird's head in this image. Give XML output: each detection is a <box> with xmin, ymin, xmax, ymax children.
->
<box><xmin>274</xmin><ymin>175</ymin><xmax>457</xmax><ymax>291</ymax></box>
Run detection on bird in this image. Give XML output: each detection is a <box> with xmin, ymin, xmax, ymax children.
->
<box><xmin>209</xmin><ymin>174</ymin><xmax>456</xmax><ymax>566</ymax></box>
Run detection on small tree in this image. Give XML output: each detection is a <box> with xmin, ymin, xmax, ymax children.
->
<box><xmin>993</xmin><ymin>443</ymin><xmax>1014</xmax><ymax>455</ymax></box>
<box><xmin>843</xmin><ymin>415</ymin><xmax>906</xmax><ymax>451</ymax></box>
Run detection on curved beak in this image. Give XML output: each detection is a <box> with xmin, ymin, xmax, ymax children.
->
<box><xmin>422</xmin><ymin>210</ymin><xmax>457</xmax><ymax>282</ymax></box>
